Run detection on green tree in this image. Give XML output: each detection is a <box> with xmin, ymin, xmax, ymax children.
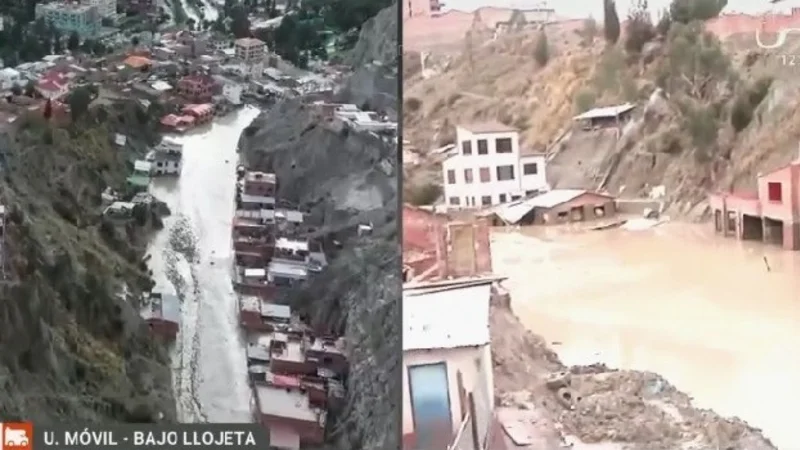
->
<box><xmin>230</xmin><ymin>6</ymin><xmax>251</xmax><ymax>38</ymax></box>
<box><xmin>534</xmin><ymin>30</ymin><xmax>549</xmax><ymax>66</ymax></box>
<box><xmin>669</xmin><ymin>0</ymin><xmax>726</xmax><ymax>24</ymax></box>
<box><xmin>68</xmin><ymin>86</ymin><xmax>92</xmax><ymax>120</ymax></box>
<box><xmin>67</xmin><ymin>31</ymin><xmax>80</xmax><ymax>52</ymax></box>
<box><xmin>624</xmin><ymin>0</ymin><xmax>655</xmax><ymax>54</ymax></box>
<box><xmin>604</xmin><ymin>0</ymin><xmax>620</xmax><ymax>45</ymax></box>
<box><xmin>10</xmin><ymin>85</ymin><xmax>22</xmax><ymax>96</ymax></box>
<box><xmin>131</xmin><ymin>36</ymin><xmax>140</xmax><ymax>46</ymax></box>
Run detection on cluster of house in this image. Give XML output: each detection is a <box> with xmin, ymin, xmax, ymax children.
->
<box><xmin>99</xmin><ymin>137</ymin><xmax>181</xmax><ymax>222</ymax></box>
<box><xmin>121</xmin><ymin>136</ymin><xmax>184</xmax><ymax>192</ymax></box>
<box><xmin>232</xmin><ymin>166</ymin><xmax>346</xmax><ymax>448</ymax></box>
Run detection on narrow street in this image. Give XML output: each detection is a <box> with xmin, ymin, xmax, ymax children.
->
<box><xmin>145</xmin><ymin>106</ymin><xmax>262</xmax><ymax>422</ymax></box>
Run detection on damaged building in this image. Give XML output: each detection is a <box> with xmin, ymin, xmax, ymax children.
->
<box><xmin>483</xmin><ymin>189</ymin><xmax>616</xmax><ymax>226</ymax></box>
<box><xmin>709</xmin><ymin>154</ymin><xmax>800</xmax><ymax>250</ymax></box>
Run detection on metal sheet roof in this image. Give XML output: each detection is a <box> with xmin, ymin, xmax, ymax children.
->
<box><xmin>493</xmin><ymin>189</ymin><xmax>601</xmax><ymax>224</ymax></box>
<box><xmin>403</xmin><ymin>283</ymin><xmax>491</xmax><ymax>351</ymax></box>
<box><xmin>573</xmin><ymin>102</ymin><xmax>635</xmax><ymax>120</ymax></box>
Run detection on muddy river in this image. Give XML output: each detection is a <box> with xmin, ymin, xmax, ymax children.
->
<box><xmin>491</xmin><ymin>221</ymin><xmax>800</xmax><ymax>449</ymax></box>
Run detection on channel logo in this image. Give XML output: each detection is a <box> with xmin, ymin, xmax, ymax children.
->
<box><xmin>0</xmin><ymin>423</ymin><xmax>33</xmax><ymax>450</ymax></box>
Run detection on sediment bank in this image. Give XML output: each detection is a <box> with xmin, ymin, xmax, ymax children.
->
<box><xmin>492</xmin><ymin>292</ymin><xmax>777</xmax><ymax>450</ymax></box>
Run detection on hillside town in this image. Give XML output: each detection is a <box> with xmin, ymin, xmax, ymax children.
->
<box><xmin>0</xmin><ymin>0</ymin><xmax>398</xmax><ymax>446</ymax></box>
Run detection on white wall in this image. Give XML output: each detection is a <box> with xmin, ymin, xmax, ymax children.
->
<box><xmin>402</xmin><ymin>344</ymin><xmax>493</xmax><ymax>437</ymax></box>
<box><xmin>518</xmin><ymin>154</ymin><xmax>548</xmax><ymax>193</ymax></box>
<box><xmin>443</xmin><ymin>127</ymin><xmax>546</xmax><ymax>207</ymax></box>
<box><xmin>223</xmin><ymin>83</ymin><xmax>242</xmax><ymax>104</ymax></box>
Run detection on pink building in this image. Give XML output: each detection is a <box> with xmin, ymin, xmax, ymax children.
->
<box><xmin>403</xmin><ymin>0</ymin><xmax>441</xmax><ymax>18</ymax></box>
<box><xmin>709</xmin><ymin>158</ymin><xmax>800</xmax><ymax>250</ymax></box>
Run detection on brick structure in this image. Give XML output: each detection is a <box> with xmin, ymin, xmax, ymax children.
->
<box><xmin>402</xmin><ymin>205</ymin><xmax>492</xmax><ymax>280</ymax></box>
<box><xmin>709</xmin><ymin>158</ymin><xmax>800</xmax><ymax>250</ymax></box>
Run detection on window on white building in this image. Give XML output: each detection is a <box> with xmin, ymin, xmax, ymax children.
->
<box><xmin>449</xmin><ymin>197</ymin><xmax>460</xmax><ymax>206</ymax></box>
<box><xmin>523</xmin><ymin>163</ymin><xmax>538</xmax><ymax>175</ymax></box>
<box><xmin>479</xmin><ymin>167</ymin><xmax>490</xmax><ymax>183</ymax></box>
<box><xmin>447</xmin><ymin>169</ymin><xmax>456</xmax><ymax>184</ymax></box>
<box><xmin>481</xmin><ymin>196</ymin><xmax>492</xmax><ymax>206</ymax></box>
<box><xmin>477</xmin><ymin>139</ymin><xmax>488</xmax><ymax>154</ymax></box>
<box><xmin>496</xmin><ymin>165</ymin><xmax>515</xmax><ymax>181</ymax></box>
<box><xmin>464</xmin><ymin>168</ymin><xmax>473</xmax><ymax>184</ymax></box>
<box><xmin>496</xmin><ymin>138</ymin><xmax>513</xmax><ymax>153</ymax></box>
<box><xmin>461</xmin><ymin>140</ymin><xmax>472</xmax><ymax>155</ymax></box>
<box><xmin>499</xmin><ymin>194</ymin><xmax>507</xmax><ymax>203</ymax></box>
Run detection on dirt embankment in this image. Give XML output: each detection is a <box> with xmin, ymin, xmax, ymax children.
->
<box><xmin>0</xmin><ymin>102</ymin><xmax>176</xmax><ymax>423</ymax></box>
<box><xmin>403</xmin><ymin>17</ymin><xmax>800</xmax><ymax>215</ymax></box>
<box><xmin>491</xmin><ymin>298</ymin><xmax>776</xmax><ymax>450</ymax></box>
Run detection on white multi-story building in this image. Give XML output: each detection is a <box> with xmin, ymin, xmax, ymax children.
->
<box><xmin>146</xmin><ymin>137</ymin><xmax>183</xmax><ymax>176</ymax></box>
<box><xmin>441</xmin><ymin>122</ymin><xmax>548</xmax><ymax>208</ymax></box>
<box><xmin>234</xmin><ymin>37</ymin><xmax>267</xmax><ymax>62</ymax></box>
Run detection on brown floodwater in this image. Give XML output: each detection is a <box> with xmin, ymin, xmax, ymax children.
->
<box><xmin>490</xmin><ymin>220</ymin><xmax>800</xmax><ymax>449</ymax></box>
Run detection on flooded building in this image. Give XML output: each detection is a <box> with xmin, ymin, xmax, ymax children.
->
<box><xmin>709</xmin><ymin>158</ymin><xmax>800</xmax><ymax>250</ymax></box>
<box><xmin>402</xmin><ymin>205</ymin><xmax>493</xmax><ymax>281</ymax></box>
<box><xmin>441</xmin><ymin>122</ymin><xmax>548</xmax><ymax>208</ymax></box>
<box><xmin>140</xmin><ymin>292</ymin><xmax>180</xmax><ymax>340</ymax></box>
<box><xmin>402</xmin><ymin>278</ymin><xmax>496</xmax><ymax>450</ymax></box>
<box><xmin>486</xmin><ymin>189</ymin><xmax>616</xmax><ymax>225</ymax></box>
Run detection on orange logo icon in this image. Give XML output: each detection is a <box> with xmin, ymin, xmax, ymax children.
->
<box><xmin>1</xmin><ymin>423</ymin><xmax>33</xmax><ymax>450</ymax></box>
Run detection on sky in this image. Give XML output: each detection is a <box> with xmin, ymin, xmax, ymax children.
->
<box><xmin>441</xmin><ymin>0</ymin><xmax>800</xmax><ymax>21</ymax></box>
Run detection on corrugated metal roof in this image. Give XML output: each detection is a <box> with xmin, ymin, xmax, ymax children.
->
<box><xmin>573</xmin><ymin>102</ymin><xmax>635</xmax><ymax>120</ymax></box>
<box><xmin>493</xmin><ymin>189</ymin><xmax>589</xmax><ymax>224</ymax></box>
<box><xmin>403</xmin><ymin>283</ymin><xmax>491</xmax><ymax>351</ymax></box>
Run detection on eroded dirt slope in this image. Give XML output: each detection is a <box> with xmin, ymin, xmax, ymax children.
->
<box><xmin>404</xmin><ymin>18</ymin><xmax>800</xmax><ymax>215</ymax></box>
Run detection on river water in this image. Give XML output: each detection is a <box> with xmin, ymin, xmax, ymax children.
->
<box><xmin>491</xmin><ymin>221</ymin><xmax>800</xmax><ymax>449</ymax></box>
<box><xmin>146</xmin><ymin>106</ymin><xmax>262</xmax><ymax>422</ymax></box>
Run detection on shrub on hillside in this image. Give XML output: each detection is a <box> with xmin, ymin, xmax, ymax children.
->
<box><xmin>534</xmin><ymin>30</ymin><xmax>550</xmax><ymax>66</ymax></box>
<box><xmin>574</xmin><ymin>89</ymin><xmax>597</xmax><ymax>112</ymax></box>
<box><xmin>669</xmin><ymin>0</ymin><xmax>727</xmax><ymax>24</ymax></box>
<box><xmin>730</xmin><ymin>97</ymin><xmax>753</xmax><ymax>132</ymax></box>
<box><xmin>625</xmin><ymin>0</ymin><xmax>656</xmax><ymax>54</ymax></box>
<box><xmin>406</xmin><ymin>182</ymin><xmax>442</xmax><ymax>206</ymax></box>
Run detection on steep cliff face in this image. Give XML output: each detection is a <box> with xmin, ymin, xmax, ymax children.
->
<box><xmin>239</xmin><ymin>104</ymin><xmax>399</xmax><ymax>449</ymax></box>
<box><xmin>0</xmin><ymin>103</ymin><xmax>176</xmax><ymax>423</ymax></box>
<box><xmin>339</xmin><ymin>3</ymin><xmax>399</xmax><ymax>118</ymax></box>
